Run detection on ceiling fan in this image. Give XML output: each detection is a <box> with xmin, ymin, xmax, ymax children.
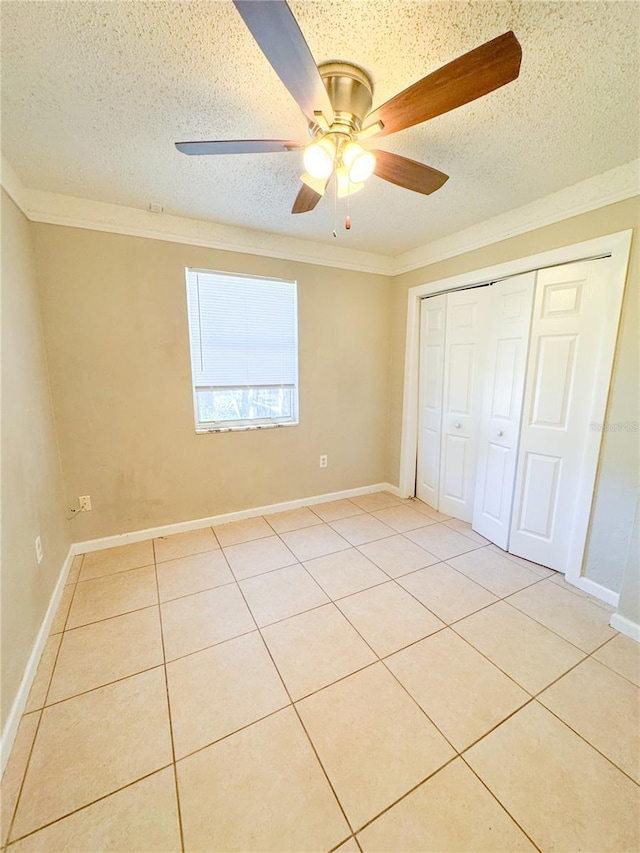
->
<box><xmin>176</xmin><ymin>1</ymin><xmax>522</xmax><ymax>215</ymax></box>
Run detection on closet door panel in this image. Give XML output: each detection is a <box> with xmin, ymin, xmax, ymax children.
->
<box><xmin>473</xmin><ymin>273</ymin><xmax>535</xmax><ymax>548</ymax></box>
<box><xmin>442</xmin><ymin>434</ymin><xmax>467</xmax><ymax>499</ymax></box>
<box><xmin>416</xmin><ymin>295</ymin><xmax>446</xmax><ymax>507</ymax></box>
<box><xmin>509</xmin><ymin>259</ymin><xmax>611</xmax><ymax>571</ymax></box>
<box><xmin>440</xmin><ymin>289</ymin><xmax>489</xmax><ymax>521</ymax></box>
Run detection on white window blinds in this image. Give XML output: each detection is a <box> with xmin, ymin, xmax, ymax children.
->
<box><xmin>186</xmin><ymin>269</ymin><xmax>298</xmax><ymax>389</ymax></box>
<box><xmin>185</xmin><ymin>269</ymin><xmax>299</xmax><ymax>431</ymax></box>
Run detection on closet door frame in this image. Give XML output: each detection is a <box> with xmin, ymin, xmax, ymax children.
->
<box><xmin>398</xmin><ymin>229</ymin><xmax>632</xmax><ymax>601</ymax></box>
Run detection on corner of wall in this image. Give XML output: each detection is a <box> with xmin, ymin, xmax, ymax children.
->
<box><xmin>1</xmin><ymin>190</ymin><xmax>71</xmax><ymax>752</ymax></box>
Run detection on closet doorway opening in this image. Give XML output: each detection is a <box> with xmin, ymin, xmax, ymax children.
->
<box><xmin>398</xmin><ymin>230</ymin><xmax>632</xmax><ymax>600</ymax></box>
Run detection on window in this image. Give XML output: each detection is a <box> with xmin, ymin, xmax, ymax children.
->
<box><xmin>185</xmin><ymin>269</ymin><xmax>299</xmax><ymax>432</ymax></box>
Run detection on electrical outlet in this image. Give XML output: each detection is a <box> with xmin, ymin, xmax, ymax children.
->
<box><xmin>79</xmin><ymin>495</ymin><xmax>92</xmax><ymax>512</ymax></box>
<box><xmin>35</xmin><ymin>535</ymin><xmax>43</xmax><ymax>564</ymax></box>
<box><xmin>319</xmin><ymin>454</ymin><xmax>328</xmax><ymax>468</ymax></box>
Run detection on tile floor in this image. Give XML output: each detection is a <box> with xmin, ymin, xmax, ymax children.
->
<box><xmin>2</xmin><ymin>492</ymin><xmax>639</xmax><ymax>852</ymax></box>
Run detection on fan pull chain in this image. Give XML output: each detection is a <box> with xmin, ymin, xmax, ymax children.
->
<box><xmin>345</xmin><ymin>194</ymin><xmax>351</xmax><ymax>230</ymax></box>
<box><xmin>332</xmin><ymin>175</ymin><xmax>338</xmax><ymax>238</ymax></box>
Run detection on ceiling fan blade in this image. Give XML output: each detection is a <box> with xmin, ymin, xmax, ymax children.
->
<box><xmin>233</xmin><ymin>1</ymin><xmax>334</xmax><ymax>125</ymax></box>
<box><xmin>366</xmin><ymin>31</ymin><xmax>522</xmax><ymax>137</ymax></box>
<box><xmin>372</xmin><ymin>151</ymin><xmax>449</xmax><ymax>195</ymax></box>
<box><xmin>292</xmin><ymin>182</ymin><xmax>323</xmax><ymax>214</ymax></box>
<box><xmin>175</xmin><ymin>139</ymin><xmax>302</xmax><ymax>155</ymax></box>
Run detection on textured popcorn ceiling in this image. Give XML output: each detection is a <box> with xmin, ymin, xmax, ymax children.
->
<box><xmin>1</xmin><ymin>1</ymin><xmax>638</xmax><ymax>256</ymax></box>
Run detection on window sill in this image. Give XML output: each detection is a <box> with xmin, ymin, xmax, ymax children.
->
<box><xmin>195</xmin><ymin>421</ymin><xmax>299</xmax><ymax>434</ymax></box>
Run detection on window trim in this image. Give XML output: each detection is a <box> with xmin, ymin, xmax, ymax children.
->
<box><xmin>185</xmin><ymin>268</ymin><xmax>300</xmax><ymax>433</ymax></box>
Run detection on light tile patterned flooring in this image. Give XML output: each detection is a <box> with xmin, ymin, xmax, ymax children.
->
<box><xmin>2</xmin><ymin>492</ymin><xmax>639</xmax><ymax>852</ymax></box>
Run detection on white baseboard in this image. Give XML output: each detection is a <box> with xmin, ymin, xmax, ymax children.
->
<box><xmin>0</xmin><ymin>547</ymin><xmax>75</xmax><ymax>775</ymax></box>
<box><xmin>73</xmin><ymin>482</ymin><xmax>401</xmax><ymax>554</ymax></box>
<box><xmin>610</xmin><ymin>612</ymin><xmax>640</xmax><ymax>643</ymax></box>
<box><xmin>574</xmin><ymin>575</ymin><xmax>620</xmax><ymax>608</ymax></box>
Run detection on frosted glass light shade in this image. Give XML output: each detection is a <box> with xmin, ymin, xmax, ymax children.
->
<box><xmin>336</xmin><ymin>165</ymin><xmax>364</xmax><ymax>198</ymax></box>
<box><xmin>300</xmin><ymin>172</ymin><xmax>328</xmax><ymax>195</ymax></box>
<box><xmin>343</xmin><ymin>141</ymin><xmax>376</xmax><ymax>183</ymax></box>
<box><xmin>303</xmin><ymin>138</ymin><xmax>335</xmax><ymax>179</ymax></box>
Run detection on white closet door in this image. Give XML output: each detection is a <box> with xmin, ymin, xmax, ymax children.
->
<box><xmin>439</xmin><ymin>288</ymin><xmax>489</xmax><ymax>521</ymax></box>
<box><xmin>472</xmin><ymin>273</ymin><xmax>535</xmax><ymax>548</ymax></box>
<box><xmin>416</xmin><ymin>294</ymin><xmax>446</xmax><ymax>508</ymax></box>
<box><xmin>509</xmin><ymin>258</ymin><xmax>611</xmax><ymax>570</ymax></box>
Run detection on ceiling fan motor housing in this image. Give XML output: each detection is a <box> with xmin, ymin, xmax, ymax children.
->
<box><xmin>318</xmin><ymin>62</ymin><xmax>374</xmax><ymax>134</ymax></box>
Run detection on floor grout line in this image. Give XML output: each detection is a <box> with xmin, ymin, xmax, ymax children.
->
<box><xmin>349</xmin><ymin>754</ymin><xmax>460</xmax><ymax>837</ymax></box>
<box><xmin>442</xmin><ymin>625</ymin><xmax>539</xmax><ymax>699</ymax></box>
<box><xmin>154</xmin><ymin>546</ymin><xmax>225</xmax><ymax>565</ymax></box>
<box><xmin>586</xmin><ymin>636</ymin><xmax>640</xmax><ymax>689</ymax></box>
<box><xmin>214</xmin><ymin>530</ymin><xmax>276</xmax><ymax>549</ymax></box>
<box><xmin>439</xmin><ymin>558</ymin><xmax>552</xmax><ymax>599</ymax></box>
<box><xmin>458</xmin><ymin>696</ymin><xmax>538</xmax><ymax>756</ymax></box>
<box><xmin>151</xmin><ymin>539</ymin><xmax>186</xmax><ymax>853</ymax></box>
<box><xmin>75</xmin><ymin>561</ymin><xmax>157</xmax><ymax>584</ymax></box>
<box><xmin>172</xmin><ymin>702</ymin><xmax>292</xmax><ymax>765</ymax></box>
<box><xmin>27</xmin><ymin>662</ymin><xmax>167</xmax><ymax>712</ymax></box>
<box><xmin>327</xmin><ymin>833</ymin><xmax>360</xmax><ymax>852</ymax></box>
<box><xmin>232</xmin><ymin>577</ymin><xmax>359</xmax><ymax>843</ymax></box>
<box><xmin>56</xmin><ymin>601</ymin><xmax>162</xmax><ymax>634</ymax></box>
<box><xmin>4</xmin><ymin>763</ymin><xmax>176</xmax><ymax>848</ymax></box>
<box><xmin>501</xmin><ymin>591</ymin><xmax>614</xmax><ymax>654</ymax></box>
<box><xmin>459</xmin><ymin>753</ymin><xmax>544</xmax><ymax>852</ymax></box>
<box><xmin>51</xmin><ymin>600</ymin><xmax>159</xmax><ymax>632</ymax></box>
<box><xmin>529</xmin><ymin>697</ymin><xmax>640</xmax><ymax>787</ymax></box>
<box><xmin>290</xmin><ymin>655</ymin><xmax>382</xmax><ymax>704</ymax></box>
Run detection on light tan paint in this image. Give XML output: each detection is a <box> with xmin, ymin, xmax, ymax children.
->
<box><xmin>388</xmin><ymin>196</ymin><xmax>640</xmax><ymax>593</ymax></box>
<box><xmin>0</xmin><ymin>191</ymin><xmax>70</xmax><ymax>726</ymax></box>
<box><xmin>617</xmin><ymin>498</ymin><xmax>639</xmax><ymax>627</ymax></box>
<box><xmin>32</xmin><ymin>225</ymin><xmax>392</xmax><ymax>541</ymax></box>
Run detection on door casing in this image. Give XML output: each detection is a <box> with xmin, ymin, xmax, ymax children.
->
<box><xmin>398</xmin><ymin>230</ymin><xmax>632</xmax><ymax>605</ymax></box>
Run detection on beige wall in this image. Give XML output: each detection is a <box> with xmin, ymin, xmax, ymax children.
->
<box><xmin>387</xmin><ymin>196</ymin><xmax>640</xmax><ymax>593</ymax></box>
<box><xmin>32</xmin><ymin>225</ymin><xmax>392</xmax><ymax>540</ymax></box>
<box><xmin>1</xmin><ymin>192</ymin><xmax>70</xmax><ymax>726</ymax></box>
<box><xmin>617</xmin><ymin>498</ymin><xmax>639</xmax><ymax>626</ymax></box>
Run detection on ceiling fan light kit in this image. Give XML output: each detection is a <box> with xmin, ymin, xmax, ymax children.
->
<box><xmin>342</xmin><ymin>141</ymin><xmax>376</xmax><ymax>183</ymax></box>
<box><xmin>300</xmin><ymin>61</ymin><xmax>378</xmax><ymax>198</ymax></box>
<box><xmin>303</xmin><ymin>137</ymin><xmax>335</xmax><ymax>180</ymax></box>
<box><xmin>176</xmin><ymin>0</ymin><xmax>522</xmax><ymax>224</ymax></box>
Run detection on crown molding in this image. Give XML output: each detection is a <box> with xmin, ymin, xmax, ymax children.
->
<box><xmin>2</xmin><ymin>155</ymin><xmax>638</xmax><ymax>277</ymax></box>
<box><xmin>0</xmin><ymin>155</ymin><xmax>28</xmax><ymax>214</ymax></box>
<box><xmin>20</xmin><ymin>188</ymin><xmax>395</xmax><ymax>276</ymax></box>
<box><xmin>392</xmin><ymin>159</ymin><xmax>640</xmax><ymax>275</ymax></box>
